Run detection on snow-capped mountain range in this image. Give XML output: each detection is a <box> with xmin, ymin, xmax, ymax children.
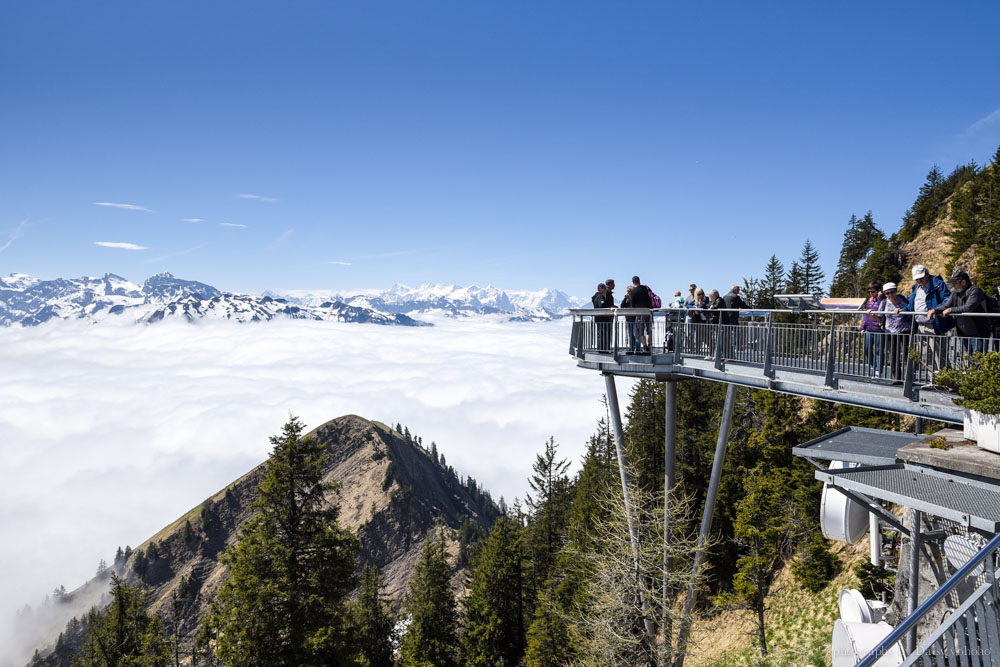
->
<box><xmin>0</xmin><ymin>273</ymin><xmax>582</xmax><ymax>327</ymax></box>
<box><xmin>269</xmin><ymin>283</ymin><xmax>583</xmax><ymax>321</ymax></box>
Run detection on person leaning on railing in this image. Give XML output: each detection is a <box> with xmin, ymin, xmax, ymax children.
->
<box><xmin>878</xmin><ymin>282</ymin><xmax>911</xmax><ymax>383</ymax></box>
<box><xmin>928</xmin><ymin>269</ymin><xmax>990</xmax><ymax>354</ymax></box>
<box><xmin>909</xmin><ymin>264</ymin><xmax>953</xmax><ymax>373</ymax></box>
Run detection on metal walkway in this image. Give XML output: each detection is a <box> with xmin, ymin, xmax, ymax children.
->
<box><xmin>569</xmin><ymin>308</ymin><xmax>984</xmax><ymax>423</ymax></box>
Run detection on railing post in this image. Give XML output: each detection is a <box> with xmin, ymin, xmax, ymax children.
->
<box><xmin>824</xmin><ymin>313</ymin><xmax>837</xmax><ymax>387</ymax></box>
<box><xmin>907</xmin><ymin>509</ymin><xmax>921</xmax><ymax>654</ymax></box>
<box><xmin>763</xmin><ymin>313</ymin><xmax>775</xmax><ymax>379</ymax></box>
<box><xmin>903</xmin><ymin>323</ymin><xmax>917</xmax><ymax>400</ymax></box>
<box><xmin>713</xmin><ymin>326</ymin><xmax>724</xmax><ymax>370</ymax></box>
<box><xmin>612</xmin><ymin>310</ymin><xmax>619</xmax><ymax>360</ymax></box>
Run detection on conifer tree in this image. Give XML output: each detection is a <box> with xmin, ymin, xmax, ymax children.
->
<box><xmin>784</xmin><ymin>260</ymin><xmax>804</xmax><ymax>294</ymax></box>
<box><xmin>975</xmin><ymin>146</ymin><xmax>1000</xmax><ymax>290</ymax></box>
<box><xmin>462</xmin><ymin>517</ymin><xmax>525</xmax><ymax>666</ymax></box>
<box><xmin>75</xmin><ymin>574</ymin><xmax>170</xmax><ymax>666</ymax></box>
<box><xmin>524</xmin><ymin>437</ymin><xmax>572</xmax><ymax>606</ymax></box>
<box><xmin>400</xmin><ymin>532</ymin><xmax>458</xmax><ymax>667</ymax></box>
<box><xmin>728</xmin><ymin>467</ymin><xmax>786</xmax><ymax>658</ymax></box>
<box><xmin>831</xmin><ymin>212</ymin><xmax>883</xmax><ymax>297</ymax></box>
<box><xmin>355</xmin><ymin>564</ymin><xmax>396</xmax><ymax>667</ymax></box>
<box><xmin>760</xmin><ymin>255</ymin><xmax>785</xmax><ymax>309</ymax></box>
<box><xmin>797</xmin><ymin>239</ymin><xmax>825</xmax><ymax>295</ymax></box>
<box><xmin>205</xmin><ymin>417</ymin><xmax>360</xmax><ymax>665</ymax></box>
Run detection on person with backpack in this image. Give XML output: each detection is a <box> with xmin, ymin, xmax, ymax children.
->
<box><xmin>591</xmin><ymin>282</ymin><xmax>614</xmax><ymax>352</ymax></box>
<box><xmin>623</xmin><ymin>275</ymin><xmax>653</xmax><ymax>353</ymax></box>
<box><xmin>909</xmin><ymin>264</ymin><xmax>953</xmax><ymax>374</ymax></box>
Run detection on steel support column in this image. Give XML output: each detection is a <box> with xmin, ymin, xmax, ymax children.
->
<box><xmin>604</xmin><ymin>373</ymin><xmax>656</xmax><ymax>642</ymax></box>
<box><xmin>662</xmin><ymin>379</ymin><xmax>678</xmax><ymax>666</ymax></box>
<box><xmin>675</xmin><ymin>383</ymin><xmax>738</xmax><ymax>667</ymax></box>
<box><xmin>907</xmin><ymin>508</ymin><xmax>922</xmax><ymax>654</ymax></box>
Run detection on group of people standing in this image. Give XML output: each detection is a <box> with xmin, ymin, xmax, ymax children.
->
<box><xmin>861</xmin><ymin>264</ymin><xmax>1000</xmax><ymax>380</ymax></box>
<box><xmin>590</xmin><ymin>277</ymin><xmax>747</xmax><ymax>353</ymax></box>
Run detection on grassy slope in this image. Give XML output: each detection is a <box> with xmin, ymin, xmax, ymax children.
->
<box><xmin>688</xmin><ymin>541</ymin><xmax>869</xmax><ymax>667</ymax></box>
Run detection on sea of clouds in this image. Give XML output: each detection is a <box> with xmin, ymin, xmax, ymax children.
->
<box><xmin>0</xmin><ymin>315</ymin><xmax>627</xmax><ymax>659</ymax></box>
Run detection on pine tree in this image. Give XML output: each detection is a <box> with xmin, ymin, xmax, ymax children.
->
<box><xmin>760</xmin><ymin>255</ymin><xmax>785</xmax><ymax>309</ymax></box>
<box><xmin>784</xmin><ymin>260</ymin><xmax>804</xmax><ymax>294</ymax></box>
<box><xmin>205</xmin><ymin>417</ymin><xmax>360</xmax><ymax>665</ymax></box>
<box><xmin>976</xmin><ymin>146</ymin><xmax>1000</xmax><ymax>290</ymax></box>
<box><xmin>400</xmin><ymin>532</ymin><xmax>459</xmax><ymax>667</ymax></box>
<box><xmin>462</xmin><ymin>517</ymin><xmax>525</xmax><ymax>666</ymax></box>
<box><xmin>831</xmin><ymin>212</ymin><xmax>883</xmax><ymax>297</ymax></box>
<box><xmin>798</xmin><ymin>239</ymin><xmax>825</xmax><ymax>295</ymax></box>
<box><xmin>728</xmin><ymin>467</ymin><xmax>787</xmax><ymax>658</ymax></box>
<box><xmin>75</xmin><ymin>573</ymin><xmax>171</xmax><ymax>665</ymax></box>
<box><xmin>524</xmin><ymin>438</ymin><xmax>572</xmax><ymax>607</ymax></box>
<box><xmin>355</xmin><ymin>564</ymin><xmax>396</xmax><ymax>667</ymax></box>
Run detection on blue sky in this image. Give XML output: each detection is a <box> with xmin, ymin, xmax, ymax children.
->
<box><xmin>2</xmin><ymin>1</ymin><xmax>999</xmax><ymax>299</ymax></box>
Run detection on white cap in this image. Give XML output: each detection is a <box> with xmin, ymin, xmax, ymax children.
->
<box><xmin>882</xmin><ymin>282</ymin><xmax>897</xmax><ymax>292</ymax></box>
<box><xmin>911</xmin><ymin>264</ymin><xmax>929</xmax><ymax>280</ymax></box>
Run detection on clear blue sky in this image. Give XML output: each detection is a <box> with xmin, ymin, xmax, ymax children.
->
<box><xmin>2</xmin><ymin>1</ymin><xmax>999</xmax><ymax>299</ymax></box>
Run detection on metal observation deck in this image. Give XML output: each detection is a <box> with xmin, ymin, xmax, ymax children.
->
<box><xmin>568</xmin><ymin>307</ymin><xmax>981</xmax><ymax>424</ymax></box>
<box><xmin>567</xmin><ymin>305</ymin><xmax>996</xmax><ymax>665</ymax></box>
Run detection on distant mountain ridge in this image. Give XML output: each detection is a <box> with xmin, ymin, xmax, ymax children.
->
<box><xmin>268</xmin><ymin>282</ymin><xmax>584</xmax><ymax>321</ymax></box>
<box><xmin>0</xmin><ymin>272</ymin><xmax>583</xmax><ymax>327</ymax></box>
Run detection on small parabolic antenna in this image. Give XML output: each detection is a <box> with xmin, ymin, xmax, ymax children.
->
<box><xmin>821</xmin><ymin>461</ymin><xmax>870</xmax><ymax>544</ymax></box>
<box><xmin>944</xmin><ymin>534</ymin><xmax>988</xmax><ymax>577</ymax></box>
<box><xmin>832</xmin><ymin>620</ymin><xmax>904</xmax><ymax>667</ymax></box>
<box><xmin>838</xmin><ymin>589</ymin><xmax>889</xmax><ymax>625</ymax></box>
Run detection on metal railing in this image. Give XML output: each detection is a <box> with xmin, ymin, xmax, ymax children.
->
<box><xmin>570</xmin><ymin>308</ymin><xmax>999</xmax><ymax>390</ymax></box>
<box><xmin>856</xmin><ymin>532</ymin><xmax>1000</xmax><ymax>666</ymax></box>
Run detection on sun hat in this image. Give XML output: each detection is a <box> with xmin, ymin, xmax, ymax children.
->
<box><xmin>882</xmin><ymin>282</ymin><xmax>897</xmax><ymax>292</ymax></box>
<box><xmin>911</xmin><ymin>264</ymin><xmax>929</xmax><ymax>280</ymax></box>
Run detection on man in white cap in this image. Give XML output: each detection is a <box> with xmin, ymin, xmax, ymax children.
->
<box><xmin>909</xmin><ymin>264</ymin><xmax>953</xmax><ymax>374</ymax></box>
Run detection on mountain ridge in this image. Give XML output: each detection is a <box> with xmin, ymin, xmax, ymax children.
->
<box><xmin>1</xmin><ymin>272</ymin><xmax>581</xmax><ymax>327</ymax></box>
<box><xmin>21</xmin><ymin>415</ymin><xmax>501</xmax><ymax>666</ymax></box>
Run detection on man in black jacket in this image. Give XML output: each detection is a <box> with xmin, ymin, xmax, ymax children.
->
<box><xmin>624</xmin><ymin>275</ymin><xmax>652</xmax><ymax>352</ymax></box>
<box><xmin>929</xmin><ymin>270</ymin><xmax>989</xmax><ymax>353</ymax></box>
<box><xmin>591</xmin><ymin>282</ymin><xmax>614</xmax><ymax>351</ymax></box>
<box><xmin>721</xmin><ymin>284</ymin><xmax>747</xmax><ymax>327</ymax></box>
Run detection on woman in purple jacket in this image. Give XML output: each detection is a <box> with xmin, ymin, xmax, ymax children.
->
<box><xmin>861</xmin><ymin>281</ymin><xmax>886</xmax><ymax>377</ymax></box>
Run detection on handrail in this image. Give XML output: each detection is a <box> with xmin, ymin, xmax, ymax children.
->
<box><xmin>570</xmin><ymin>307</ymin><xmax>999</xmax><ymax>318</ymax></box>
<box><xmin>855</xmin><ymin>531</ymin><xmax>1000</xmax><ymax>666</ymax></box>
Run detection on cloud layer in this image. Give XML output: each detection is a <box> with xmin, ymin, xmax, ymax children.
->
<box><xmin>92</xmin><ymin>202</ymin><xmax>153</xmax><ymax>212</ymax></box>
<box><xmin>0</xmin><ymin>317</ymin><xmax>615</xmax><ymax>653</ymax></box>
<box><xmin>93</xmin><ymin>241</ymin><xmax>148</xmax><ymax>250</ymax></box>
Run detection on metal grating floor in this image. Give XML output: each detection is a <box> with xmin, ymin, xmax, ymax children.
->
<box><xmin>793</xmin><ymin>427</ymin><xmax>922</xmax><ymax>466</ymax></box>
<box><xmin>817</xmin><ymin>465</ymin><xmax>1000</xmax><ymax>531</ymax></box>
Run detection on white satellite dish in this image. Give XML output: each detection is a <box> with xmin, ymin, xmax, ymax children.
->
<box><xmin>832</xmin><ymin>620</ymin><xmax>904</xmax><ymax>667</ymax></box>
<box><xmin>944</xmin><ymin>534</ymin><xmax>988</xmax><ymax>577</ymax></box>
<box><xmin>838</xmin><ymin>589</ymin><xmax>872</xmax><ymax>623</ymax></box>
<box><xmin>821</xmin><ymin>461</ymin><xmax>870</xmax><ymax>544</ymax></box>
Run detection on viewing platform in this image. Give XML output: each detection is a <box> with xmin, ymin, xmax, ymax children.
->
<box><xmin>567</xmin><ymin>307</ymin><xmax>987</xmax><ymax>424</ymax></box>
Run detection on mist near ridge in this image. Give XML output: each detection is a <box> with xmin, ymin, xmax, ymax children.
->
<box><xmin>0</xmin><ymin>316</ymin><xmax>612</xmax><ymax>660</ymax></box>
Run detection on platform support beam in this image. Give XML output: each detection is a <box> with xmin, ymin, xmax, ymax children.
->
<box><xmin>604</xmin><ymin>373</ymin><xmax>656</xmax><ymax>644</ymax></box>
<box><xmin>908</xmin><ymin>508</ymin><xmax>922</xmax><ymax>654</ymax></box>
<box><xmin>675</xmin><ymin>383</ymin><xmax>738</xmax><ymax>667</ymax></box>
<box><xmin>661</xmin><ymin>379</ymin><xmax>678</xmax><ymax>665</ymax></box>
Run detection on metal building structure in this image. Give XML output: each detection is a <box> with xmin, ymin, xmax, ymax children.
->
<box><xmin>567</xmin><ymin>305</ymin><xmax>998</xmax><ymax>666</ymax></box>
